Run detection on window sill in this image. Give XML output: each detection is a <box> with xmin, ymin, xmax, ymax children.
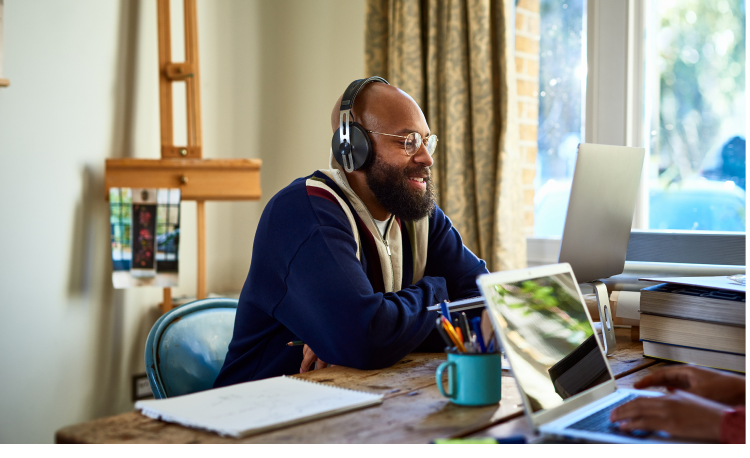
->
<box><xmin>528</xmin><ymin>231</ymin><xmax>746</xmax><ymax>267</ymax></box>
<box><xmin>527</xmin><ymin>233</ymin><xmax>745</xmax><ymax>293</ymax></box>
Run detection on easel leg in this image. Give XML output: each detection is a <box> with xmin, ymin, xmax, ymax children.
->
<box><xmin>197</xmin><ymin>200</ymin><xmax>206</xmax><ymax>299</ymax></box>
<box><xmin>161</xmin><ymin>287</ymin><xmax>173</xmax><ymax>314</ymax></box>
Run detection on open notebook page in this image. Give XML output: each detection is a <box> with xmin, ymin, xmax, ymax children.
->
<box><xmin>136</xmin><ymin>375</ymin><xmax>384</xmax><ymax>437</ymax></box>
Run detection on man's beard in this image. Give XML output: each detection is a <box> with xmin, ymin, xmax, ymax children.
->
<box><xmin>365</xmin><ymin>155</ymin><xmax>436</xmax><ymax>221</ymax></box>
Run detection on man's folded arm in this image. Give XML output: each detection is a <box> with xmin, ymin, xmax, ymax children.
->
<box><xmin>406</xmin><ymin>209</ymin><xmax>490</xmax><ymax>353</ymax></box>
<box><xmin>425</xmin><ymin>207</ymin><xmax>489</xmax><ymax>300</ymax></box>
<box><xmin>272</xmin><ymin>225</ymin><xmax>446</xmax><ymax>370</ymax></box>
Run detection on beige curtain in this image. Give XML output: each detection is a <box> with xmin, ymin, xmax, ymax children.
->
<box><xmin>365</xmin><ymin>0</ymin><xmax>526</xmax><ymax>271</ymax></box>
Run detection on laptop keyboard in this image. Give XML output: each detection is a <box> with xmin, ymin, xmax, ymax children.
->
<box><xmin>567</xmin><ymin>394</ymin><xmax>651</xmax><ymax>438</ymax></box>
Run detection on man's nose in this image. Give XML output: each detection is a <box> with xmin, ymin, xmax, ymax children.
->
<box><xmin>412</xmin><ymin>141</ymin><xmax>434</xmax><ymax>168</ymax></box>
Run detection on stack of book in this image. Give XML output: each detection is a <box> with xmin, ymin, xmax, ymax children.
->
<box><xmin>638</xmin><ymin>276</ymin><xmax>746</xmax><ymax>373</ymax></box>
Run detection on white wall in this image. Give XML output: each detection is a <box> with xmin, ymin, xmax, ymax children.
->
<box><xmin>204</xmin><ymin>0</ymin><xmax>368</xmax><ymax>294</ymax></box>
<box><xmin>0</xmin><ymin>0</ymin><xmax>364</xmax><ymax>443</ymax></box>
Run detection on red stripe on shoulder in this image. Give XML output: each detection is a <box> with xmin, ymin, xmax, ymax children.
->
<box><xmin>307</xmin><ymin>186</ymin><xmax>339</xmax><ymax>204</ymax></box>
<box><xmin>356</xmin><ymin>214</ymin><xmax>385</xmax><ymax>293</ymax></box>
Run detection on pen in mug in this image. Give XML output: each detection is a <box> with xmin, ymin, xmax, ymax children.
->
<box><xmin>441</xmin><ymin>317</ymin><xmax>467</xmax><ymax>352</ymax></box>
<box><xmin>459</xmin><ymin>313</ymin><xmax>472</xmax><ymax>343</ymax></box>
<box><xmin>471</xmin><ymin>317</ymin><xmax>486</xmax><ymax>353</ymax></box>
<box><xmin>452</xmin><ymin>317</ymin><xmax>464</xmax><ymax>343</ymax></box>
<box><xmin>440</xmin><ymin>300</ymin><xmax>450</xmax><ymax>322</ymax></box>
<box><xmin>435</xmin><ymin>318</ymin><xmax>454</xmax><ymax>348</ymax></box>
<box><xmin>487</xmin><ymin>334</ymin><xmax>497</xmax><ymax>351</ymax></box>
<box><xmin>469</xmin><ymin>332</ymin><xmax>478</xmax><ymax>353</ymax></box>
<box><xmin>441</xmin><ymin>320</ymin><xmax>464</xmax><ymax>352</ymax></box>
<box><xmin>442</xmin><ymin>322</ymin><xmax>463</xmax><ymax>351</ymax></box>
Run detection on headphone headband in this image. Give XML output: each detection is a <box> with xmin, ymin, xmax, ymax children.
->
<box><xmin>339</xmin><ymin>76</ymin><xmax>390</xmax><ymax>112</ymax></box>
<box><xmin>333</xmin><ymin>76</ymin><xmax>390</xmax><ymax>173</ymax></box>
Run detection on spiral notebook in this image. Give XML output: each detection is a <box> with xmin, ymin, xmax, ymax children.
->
<box><xmin>135</xmin><ymin>376</ymin><xmax>384</xmax><ymax>437</ymax></box>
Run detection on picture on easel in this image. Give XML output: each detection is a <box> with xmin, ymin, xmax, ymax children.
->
<box><xmin>109</xmin><ymin>188</ymin><xmax>181</xmax><ymax>288</ymax></box>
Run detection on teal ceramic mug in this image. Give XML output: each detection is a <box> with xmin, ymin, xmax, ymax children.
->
<box><xmin>435</xmin><ymin>351</ymin><xmax>503</xmax><ymax>406</ymax></box>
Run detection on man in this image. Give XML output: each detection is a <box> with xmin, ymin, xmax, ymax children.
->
<box><xmin>214</xmin><ymin>78</ymin><xmax>488</xmax><ymax>386</ymax></box>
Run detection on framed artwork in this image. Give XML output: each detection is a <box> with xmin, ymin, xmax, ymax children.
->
<box><xmin>109</xmin><ymin>188</ymin><xmax>181</xmax><ymax>288</ymax></box>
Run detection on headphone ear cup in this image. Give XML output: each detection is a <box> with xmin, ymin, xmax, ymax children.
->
<box><xmin>348</xmin><ymin>122</ymin><xmax>373</xmax><ymax>170</ymax></box>
<box><xmin>331</xmin><ymin>122</ymin><xmax>373</xmax><ymax>171</ymax></box>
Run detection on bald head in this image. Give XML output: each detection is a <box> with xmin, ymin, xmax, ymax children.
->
<box><xmin>330</xmin><ymin>82</ymin><xmax>427</xmax><ymax>135</ymax></box>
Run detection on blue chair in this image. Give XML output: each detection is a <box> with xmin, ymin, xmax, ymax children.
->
<box><xmin>145</xmin><ymin>297</ymin><xmax>238</xmax><ymax>399</ymax></box>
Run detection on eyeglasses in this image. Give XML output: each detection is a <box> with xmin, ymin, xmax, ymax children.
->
<box><xmin>367</xmin><ymin>131</ymin><xmax>438</xmax><ymax>156</ymax></box>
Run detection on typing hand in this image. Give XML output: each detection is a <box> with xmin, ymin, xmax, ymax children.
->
<box><xmin>610</xmin><ymin>390</ymin><xmax>729</xmax><ymax>441</ymax></box>
<box><xmin>633</xmin><ymin>365</ymin><xmax>745</xmax><ymax>405</ymax></box>
<box><xmin>300</xmin><ymin>344</ymin><xmax>329</xmax><ymax>373</ymax></box>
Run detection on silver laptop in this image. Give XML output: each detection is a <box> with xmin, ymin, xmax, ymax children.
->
<box><xmin>558</xmin><ymin>143</ymin><xmax>645</xmax><ymax>284</ymax></box>
<box><xmin>477</xmin><ymin>263</ymin><xmax>673</xmax><ymax>444</ymax></box>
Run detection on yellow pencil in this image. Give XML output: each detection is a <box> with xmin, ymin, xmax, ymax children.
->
<box><xmin>441</xmin><ymin>317</ymin><xmax>467</xmax><ymax>352</ymax></box>
<box><xmin>455</xmin><ymin>327</ymin><xmax>464</xmax><ymax>343</ymax></box>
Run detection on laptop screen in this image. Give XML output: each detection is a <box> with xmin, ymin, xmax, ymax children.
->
<box><xmin>483</xmin><ymin>271</ymin><xmax>613</xmax><ymax>413</ymax></box>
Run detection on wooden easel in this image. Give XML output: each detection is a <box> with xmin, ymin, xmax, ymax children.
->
<box><xmin>105</xmin><ymin>0</ymin><xmax>261</xmax><ymax>314</ymax></box>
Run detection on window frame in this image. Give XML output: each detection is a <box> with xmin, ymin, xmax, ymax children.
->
<box><xmin>585</xmin><ymin>0</ymin><xmax>646</xmax><ymax>227</ymax></box>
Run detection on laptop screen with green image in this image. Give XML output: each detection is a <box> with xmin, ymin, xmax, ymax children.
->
<box><xmin>483</xmin><ymin>272</ymin><xmax>612</xmax><ymax>413</ymax></box>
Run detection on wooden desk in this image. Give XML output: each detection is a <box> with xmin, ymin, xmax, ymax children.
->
<box><xmin>56</xmin><ymin>328</ymin><xmax>658</xmax><ymax>444</ymax></box>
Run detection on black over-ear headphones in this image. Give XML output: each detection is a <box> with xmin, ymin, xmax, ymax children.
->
<box><xmin>331</xmin><ymin>76</ymin><xmax>390</xmax><ymax>172</ymax></box>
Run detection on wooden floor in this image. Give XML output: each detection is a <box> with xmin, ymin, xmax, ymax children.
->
<box><xmin>56</xmin><ymin>328</ymin><xmax>660</xmax><ymax>444</ymax></box>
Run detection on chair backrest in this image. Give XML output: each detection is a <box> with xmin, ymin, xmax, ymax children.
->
<box><xmin>145</xmin><ymin>297</ymin><xmax>238</xmax><ymax>399</ymax></box>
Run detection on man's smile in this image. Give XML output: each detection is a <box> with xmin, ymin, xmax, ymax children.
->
<box><xmin>407</xmin><ymin>175</ymin><xmax>427</xmax><ymax>190</ymax></box>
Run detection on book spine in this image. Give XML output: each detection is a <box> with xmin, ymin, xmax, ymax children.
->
<box><xmin>639</xmin><ymin>313</ymin><xmax>746</xmax><ymax>354</ymax></box>
<box><xmin>638</xmin><ymin>309</ymin><xmax>744</xmax><ymax>327</ymax></box>
<box><xmin>639</xmin><ymin>291</ymin><xmax>745</xmax><ymax>326</ymax></box>
<box><xmin>642</xmin><ymin>341</ymin><xmax>746</xmax><ymax>373</ymax></box>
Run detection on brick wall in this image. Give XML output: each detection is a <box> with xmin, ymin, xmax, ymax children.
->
<box><xmin>515</xmin><ymin>0</ymin><xmax>540</xmax><ymax>236</ymax></box>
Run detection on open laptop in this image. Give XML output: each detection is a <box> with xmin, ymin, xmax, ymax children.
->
<box><xmin>477</xmin><ymin>263</ymin><xmax>674</xmax><ymax>444</ymax></box>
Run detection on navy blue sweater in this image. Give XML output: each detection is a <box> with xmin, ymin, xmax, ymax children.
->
<box><xmin>214</xmin><ymin>171</ymin><xmax>488</xmax><ymax>386</ymax></box>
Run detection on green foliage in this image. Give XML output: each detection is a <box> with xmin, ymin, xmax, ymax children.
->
<box><xmin>654</xmin><ymin>0</ymin><xmax>745</xmax><ymax>183</ymax></box>
<box><xmin>494</xmin><ymin>279</ymin><xmax>593</xmax><ymax>339</ymax></box>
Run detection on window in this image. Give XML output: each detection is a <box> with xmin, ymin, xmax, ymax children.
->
<box><xmin>527</xmin><ymin>0</ymin><xmax>745</xmax><ymax>268</ymax></box>
<box><xmin>645</xmin><ymin>0</ymin><xmax>745</xmax><ymax>231</ymax></box>
<box><xmin>533</xmin><ymin>0</ymin><xmax>586</xmax><ymax>237</ymax></box>
<box><xmin>532</xmin><ymin>0</ymin><xmax>745</xmax><ymax>237</ymax></box>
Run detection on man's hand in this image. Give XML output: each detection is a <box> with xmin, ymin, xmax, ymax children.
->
<box><xmin>300</xmin><ymin>344</ymin><xmax>329</xmax><ymax>373</ymax></box>
<box><xmin>633</xmin><ymin>365</ymin><xmax>745</xmax><ymax>405</ymax></box>
<box><xmin>610</xmin><ymin>391</ymin><xmax>730</xmax><ymax>441</ymax></box>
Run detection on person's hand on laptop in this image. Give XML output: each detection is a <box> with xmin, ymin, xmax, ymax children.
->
<box><xmin>610</xmin><ymin>390</ymin><xmax>730</xmax><ymax>441</ymax></box>
<box><xmin>300</xmin><ymin>344</ymin><xmax>329</xmax><ymax>373</ymax></box>
<box><xmin>610</xmin><ymin>365</ymin><xmax>746</xmax><ymax>442</ymax></box>
<box><xmin>630</xmin><ymin>365</ymin><xmax>745</xmax><ymax>405</ymax></box>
